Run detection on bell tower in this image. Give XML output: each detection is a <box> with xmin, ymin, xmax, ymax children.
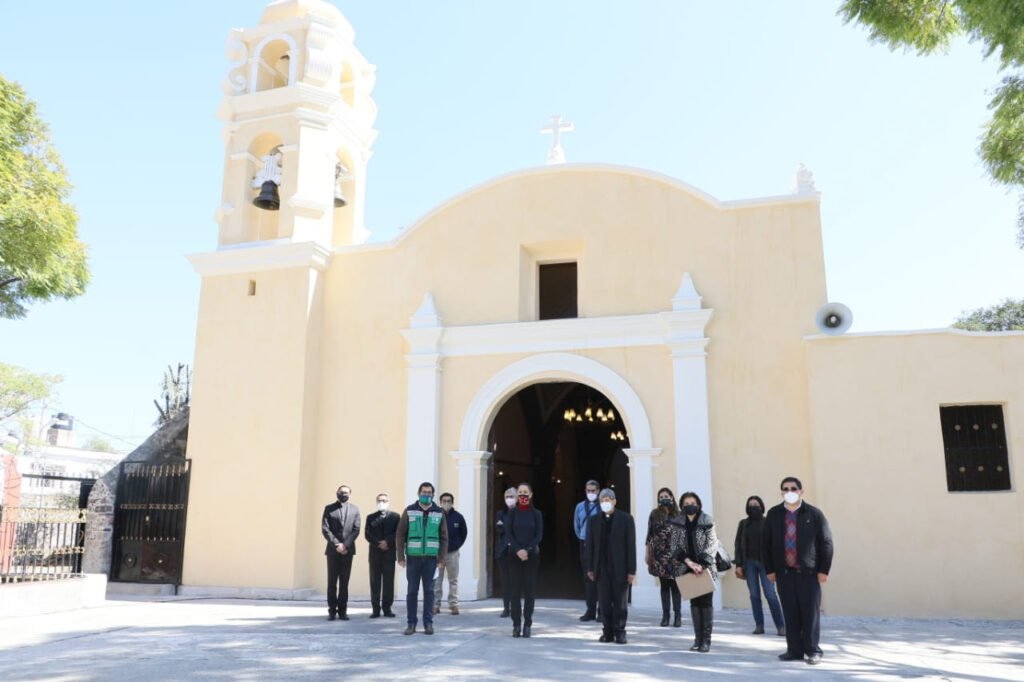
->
<box><xmin>216</xmin><ymin>0</ymin><xmax>378</xmax><ymax>248</ymax></box>
<box><xmin>183</xmin><ymin>0</ymin><xmax>378</xmax><ymax>593</ymax></box>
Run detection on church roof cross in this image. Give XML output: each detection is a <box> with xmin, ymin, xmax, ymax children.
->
<box><xmin>541</xmin><ymin>114</ymin><xmax>574</xmax><ymax>165</ymax></box>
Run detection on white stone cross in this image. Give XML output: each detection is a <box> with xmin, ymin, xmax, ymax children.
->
<box><xmin>541</xmin><ymin>114</ymin><xmax>574</xmax><ymax>165</ymax></box>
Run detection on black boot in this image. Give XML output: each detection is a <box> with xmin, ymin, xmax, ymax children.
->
<box><xmin>660</xmin><ymin>588</ymin><xmax>670</xmax><ymax>626</ymax></box>
<box><xmin>698</xmin><ymin>607</ymin><xmax>714</xmax><ymax>652</ymax></box>
<box><xmin>689</xmin><ymin>605</ymin><xmax>702</xmax><ymax>651</ymax></box>
<box><xmin>672</xmin><ymin>591</ymin><xmax>682</xmax><ymax>627</ymax></box>
<box><xmin>673</xmin><ymin>610</ymin><xmax>682</xmax><ymax>627</ymax></box>
<box><xmin>660</xmin><ymin>609</ymin><xmax>670</xmax><ymax>627</ymax></box>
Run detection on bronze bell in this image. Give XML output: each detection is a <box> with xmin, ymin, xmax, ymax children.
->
<box><xmin>333</xmin><ymin>186</ymin><xmax>347</xmax><ymax>208</ymax></box>
<box><xmin>253</xmin><ymin>181</ymin><xmax>280</xmax><ymax>211</ymax></box>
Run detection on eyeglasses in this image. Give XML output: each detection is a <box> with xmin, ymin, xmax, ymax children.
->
<box><xmin>781</xmin><ymin>487</ymin><xmax>799</xmax><ymax>492</ymax></box>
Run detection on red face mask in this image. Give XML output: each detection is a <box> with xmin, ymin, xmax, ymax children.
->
<box><xmin>517</xmin><ymin>494</ymin><xmax>531</xmax><ymax>509</ymax></box>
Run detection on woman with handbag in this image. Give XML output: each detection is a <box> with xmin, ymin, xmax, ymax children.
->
<box><xmin>646</xmin><ymin>487</ymin><xmax>684</xmax><ymax>627</ymax></box>
<box><xmin>494</xmin><ymin>487</ymin><xmax>517</xmax><ymax>617</ymax></box>
<box><xmin>669</xmin><ymin>491</ymin><xmax>720</xmax><ymax>652</ymax></box>
<box><xmin>505</xmin><ymin>482</ymin><xmax>543</xmax><ymax>638</ymax></box>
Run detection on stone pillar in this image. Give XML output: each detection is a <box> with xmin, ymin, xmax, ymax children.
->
<box><xmin>451</xmin><ymin>449</ymin><xmax>492</xmax><ymax>600</ymax></box>
<box><xmin>400</xmin><ymin>294</ymin><xmax>444</xmax><ymax>498</ymax></box>
<box><xmin>624</xmin><ymin>447</ymin><xmax>661</xmax><ymax>607</ymax></box>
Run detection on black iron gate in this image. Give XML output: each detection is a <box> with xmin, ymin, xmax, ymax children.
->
<box><xmin>111</xmin><ymin>460</ymin><xmax>191</xmax><ymax>584</ymax></box>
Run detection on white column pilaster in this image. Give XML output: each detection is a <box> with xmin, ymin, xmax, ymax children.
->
<box><xmin>623</xmin><ymin>447</ymin><xmax>661</xmax><ymax>607</ymax></box>
<box><xmin>451</xmin><ymin>449</ymin><xmax>492</xmax><ymax>600</ymax></box>
<box><xmin>400</xmin><ymin>294</ymin><xmax>443</xmax><ymax>499</ymax></box>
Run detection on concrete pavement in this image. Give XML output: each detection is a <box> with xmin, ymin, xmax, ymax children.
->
<box><xmin>1</xmin><ymin>597</ymin><xmax>1021</xmax><ymax>681</ymax></box>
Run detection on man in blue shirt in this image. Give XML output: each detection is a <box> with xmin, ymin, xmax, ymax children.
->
<box><xmin>434</xmin><ymin>492</ymin><xmax>468</xmax><ymax>615</ymax></box>
<box><xmin>573</xmin><ymin>479</ymin><xmax>602</xmax><ymax>621</ymax></box>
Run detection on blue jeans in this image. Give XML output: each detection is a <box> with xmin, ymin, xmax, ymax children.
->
<box><xmin>745</xmin><ymin>559</ymin><xmax>784</xmax><ymax>629</ymax></box>
<box><xmin>405</xmin><ymin>556</ymin><xmax>438</xmax><ymax>626</ymax></box>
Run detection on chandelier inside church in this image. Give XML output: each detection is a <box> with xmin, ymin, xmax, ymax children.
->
<box><xmin>562</xmin><ymin>401</ymin><xmax>626</xmax><ymax>441</ymax></box>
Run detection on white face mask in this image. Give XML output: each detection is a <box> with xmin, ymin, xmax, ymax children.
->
<box><xmin>377</xmin><ymin>501</ymin><xmax>389</xmax><ymax>511</ymax></box>
<box><xmin>784</xmin><ymin>491</ymin><xmax>800</xmax><ymax>505</ymax></box>
<box><xmin>600</xmin><ymin>501</ymin><xmax>613</xmax><ymax>513</ymax></box>
<box><xmin>505</xmin><ymin>497</ymin><xmax>516</xmax><ymax>508</ymax></box>
<box><xmin>586</xmin><ymin>492</ymin><xmax>598</xmax><ymax>502</ymax></box>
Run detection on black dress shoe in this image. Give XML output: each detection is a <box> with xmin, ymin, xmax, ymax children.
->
<box><xmin>614</xmin><ymin>632</ymin><xmax>627</xmax><ymax>644</ymax></box>
<box><xmin>423</xmin><ymin>624</ymin><xmax>434</xmax><ymax>635</ymax></box>
<box><xmin>327</xmin><ymin>613</ymin><xmax>336</xmax><ymax>621</ymax></box>
<box><xmin>403</xmin><ymin>625</ymin><xmax>416</xmax><ymax>635</ymax></box>
<box><xmin>338</xmin><ymin>614</ymin><xmax>349</xmax><ymax>621</ymax></box>
<box><xmin>512</xmin><ymin>626</ymin><xmax>521</xmax><ymax>638</ymax></box>
<box><xmin>778</xmin><ymin>652</ymin><xmax>802</xmax><ymax>661</ymax></box>
<box><xmin>370</xmin><ymin>612</ymin><xmax>380</xmax><ymax>619</ymax></box>
<box><xmin>752</xmin><ymin>626</ymin><xmax>764</xmax><ymax>634</ymax></box>
<box><xmin>383</xmin><ymin>609</ymin><xmax>396</xmax><ymax>618</ymax></box>
<box><xmin>805</xmin><ymin>652</ymin><xmax>822</xmax><ymax>665</ymax></box>
<box><xmin>500</xmin><ymin>608</ymin><xmax>510</xmax><ymax>618</ymax></box>
<box><xmin>598</xmin><ymin>633</ymin><xmax>613</xmax><ymax>643</ymax></box>
<box><xmin>579</xmin><ymin>613</ymin><xmax>597</xmax><ymax>622</ymax></box>
<box><xmin>522</xmin><ymin>625</ymin><xmax>531</xmax><ymax>638</ymax></box>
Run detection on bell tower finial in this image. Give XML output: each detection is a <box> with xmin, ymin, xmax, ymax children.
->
<box><xmin>215</xmin><ymin>0</ymin><xmax>378</xmax><ymax>248</ymax></box>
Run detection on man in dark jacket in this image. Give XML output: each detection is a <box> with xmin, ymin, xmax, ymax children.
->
<box><xmin>433</xmin><ymin>492</ymin><xmax>468</xmax><ymax>615</ymax></box>
<box><xmin>763</xmin><ymin>476</ymin><xmax>834</xmax><ymax>665</ymax></box>
<box><xmin>585</xmin><ymin>488</ymin><xmax>636</xmax><ymax>644</ymax></box>
<box><xmin>364</xmin><ymin>491</ymin><xmax>400</xmax><ymax>618</ymax></box>
<box><xmin>321</xmin><ymin>484</ymin><xmax>361</xmax><ymax>621</ymax></box>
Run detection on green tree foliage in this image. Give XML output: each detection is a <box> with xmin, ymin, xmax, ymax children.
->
<box><xmin>952</xmin><ymin>297</ymin><xmax>1024</xmax><ymax>331</ymax></box>
<box><xmin>0</xmin><ymin>361</ymin><xmax>61</xmax><ymax>421</ymax></box>
<box><xmin>838</xmin><ymin>1</ymin><xmax>1024</xmax><ymax>244</ymax></box>
<box><xmin>153</xmin><ymin>363</ymin><xmax>192</xmax><ymax>427</ymax></box>
<box><xmin>0</xmin><ymin>73</ymin><xmax>88</xmax><ymax>318</ymax></box>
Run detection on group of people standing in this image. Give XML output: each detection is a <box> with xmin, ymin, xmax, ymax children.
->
<box><xmin>323</xmin><ymin>475</ymin><xmax>833</xmax><ymax>666</ymax></box>
<box><xmin>641</xmin><ymin>476</ymin><xmax>834</xmax><ymax>665</ymax></box>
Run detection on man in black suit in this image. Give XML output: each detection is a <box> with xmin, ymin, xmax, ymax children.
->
<box><xmin>585</xmin><ymin>488</ymin><xmax>636</xmax><ymax>644</ymax></box>
<box><xmin>364</xmin><ymin>491</ymin><xmax>400</xmax><ymax>618</ymax></box>
<box><xmin>322</xmin><ymin>484</ymin><xmax>361</xmax><ymax>621</ymax></box>
<box><xmin>763</xmin><ymin>476</ymin><xmax>834</xmax><ymax>666</ymax></box>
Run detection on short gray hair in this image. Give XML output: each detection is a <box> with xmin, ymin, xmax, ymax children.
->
<box><xmin>504</xmin><ymin>487</ymin><xmax>517</xmax><ymax>496</ymax></box>
<box><xmin>585</xmin><ymin>479</ymin><xmax>600</xmax><ymax>489</ymax></box>
<box><xmin>599</xmin><ymin>488</ymin><xmax>616</xmax><ymax>500</ymax></box>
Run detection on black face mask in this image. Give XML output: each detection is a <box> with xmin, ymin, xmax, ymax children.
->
<box><xmin>682</xmin><ymin>504</ymin><xmax>699</xmax><ymax>516</ymax></box>
<box><xmin>658</xmin><ymin>498</ymin><xmax>673</xmax><ymax>507</ymax></box>
<box><xmin>747</xmin><ymin>506</ymin><xmax>763</xmax><ymax>518</ymax></box>
<box><xmin>337</xmin><ymin>493</ymin><xmax>349</xmax><ymax>503</ymax></box>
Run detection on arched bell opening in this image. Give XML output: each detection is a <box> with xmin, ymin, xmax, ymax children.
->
<box><xmin>245</xmin><ymin>132</ymin><xmax>284</xmax><ymax>241</ymax></box>
<box><xmin>331</xmin><ymin>149</ymin><xmax>356</xmax><ymax>247</ymax></box>
<box><xmin>252</xmin><ymin>37</ymin><xmax>295</xmax><ymax>92</ymax></box>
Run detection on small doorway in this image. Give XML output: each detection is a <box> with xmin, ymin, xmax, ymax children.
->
<box><xmin>487</xmin><ymin>382</ymin><xmax>630</xmax><ymax>598</ymax></box>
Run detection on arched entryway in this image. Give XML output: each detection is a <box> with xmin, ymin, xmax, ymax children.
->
<box><xmin>487</xmin><ymin>382</ymin><xmax>630</xmax><ymax>597</ymax></box>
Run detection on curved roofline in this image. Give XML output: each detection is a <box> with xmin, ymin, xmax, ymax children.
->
<box><xmin>339</xmin><ymin>163</ymin><xmax>821</xmax><ymax>255</ymax></box>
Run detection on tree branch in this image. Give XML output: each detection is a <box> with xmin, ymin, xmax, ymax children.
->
<box><xmin>0</xmin><ymin>277</ymin><xmax>22</xmax><ymax>290</ymax></box>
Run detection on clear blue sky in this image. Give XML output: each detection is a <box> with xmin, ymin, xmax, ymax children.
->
<box><xmin>1</xmin><ymin>1</ymin><xmax>1021</xmax><ymax>449</ymax></box>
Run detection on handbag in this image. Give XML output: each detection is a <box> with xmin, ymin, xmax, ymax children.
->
<box><xmin>715</xmin><ymin>545</ymin><xmax>732</xmax><ymax>572</ymax></box>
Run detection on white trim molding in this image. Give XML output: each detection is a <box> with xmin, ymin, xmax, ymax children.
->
<box><xmin>451</xmin><ymin>449</ymin><xmax>492</xmax><ymax>600</ymax></box>
<box><xmin>624</xmin><ymin>447</ymin><xmax>662</xmax><ymax>607</ymax></box>
<box><xmin>187</xmin><ymin>240</ymin><xmax>331</xmax><ymax>277</ymax></box>
<box><xmin>400</xmin><ymin>294</ymin><xmax>444</xmax><ymax>499</ymax></box>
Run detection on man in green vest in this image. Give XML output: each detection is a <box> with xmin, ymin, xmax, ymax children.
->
<box><xmin>396</xmin><ymin>481</ymin><xmax>449</xmax><ymax>635</ymax></box>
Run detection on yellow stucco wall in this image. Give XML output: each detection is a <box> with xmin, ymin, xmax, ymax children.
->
<box><xmin>805</xmin><ymin>332</ymin><xmax>1024</xmax><ymax>618</ymax></box>
<box><xmin>185</xmin><ymin>166</ymin><xmax>835</xmax><ymax>608</ymax></box>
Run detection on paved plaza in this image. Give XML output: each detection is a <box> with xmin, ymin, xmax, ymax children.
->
<box><xmin>0</xmin><ymin>596</ymin><xmax>1021</xmax><ymax>681</ymax></box>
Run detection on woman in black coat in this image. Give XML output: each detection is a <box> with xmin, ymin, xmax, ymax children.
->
<box><xmin>669</xmin><ymin>491</ymin><xmax>719</xmax><ymax>653</ymax></box>
<box><xmin>505</xmin><ymin>482</ymin><xmax>543</xmax><ymax>638</ymax></box>
<box><xmin>733</xmin><ymin>495</ymin><xmax>785</xmax><ymax>635</ymax></box>
<box><xmin>646</xmin><ymin>487</ymin><xmax>683</xmax><ymax>627</ymax></box>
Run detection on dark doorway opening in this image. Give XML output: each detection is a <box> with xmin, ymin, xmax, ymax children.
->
<box><xmin>487</xmin><ymin>381</ymin><xmax>630</xmax><ymax>598</ymax></box>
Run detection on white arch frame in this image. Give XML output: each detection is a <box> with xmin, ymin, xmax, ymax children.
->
<box><xmin>249</xmin><ymin>33</ymin><xmax>298</xmax><ymax>93</ymax></box>
<box><xmin>458</xmin><ymin>352</ymin><xmax>653</xmax><ymax>452</ymax></box>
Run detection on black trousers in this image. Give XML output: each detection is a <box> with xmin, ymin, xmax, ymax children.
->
<box><xmin>507</xmin><ymin>552</ymin><xmax>539</xmax><ymax>627</ymax></box>
<box><xmin>596</xmin><ymin>572</ymin><xmax>629</xmax><ymax>635</ymax></box>
<box><xmin>777</xmin><ymin>569</ymin><xmax>822</xmax><ymax>656</ymax></box>
<box><xmin>497</xmin><ymin>554</ymin><xmax>511</xmax><ymax>609</ymax></box>
<box><xmin>326</xmin><ymin>552</ymin><xmax>354</xmax><ymax>614</ymax></box>
<box><xmin>579</xmin><ymin>540</ymin><xmax>598</xmax><ymax>615</ymax></box>
<box><xmin>368</xmin><ymin>549</ymin><xmax>395</xmax><ymax>612</ymax></box>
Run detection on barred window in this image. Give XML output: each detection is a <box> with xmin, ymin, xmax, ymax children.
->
<box><xmin>939</xmin><ymin>405</ymin><xmax>1011</xmax><ymax>492</ymax></box>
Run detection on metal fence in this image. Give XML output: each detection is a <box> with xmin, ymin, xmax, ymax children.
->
<box><xmin>0</xmin><ymin>506</ymin><xmax>87</xmax><ymax>584</ymax></box>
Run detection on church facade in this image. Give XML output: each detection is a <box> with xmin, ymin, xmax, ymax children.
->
<box><xmin>182</xmin><ymin>0</ymin><xmax>1023</xmax><ymax>618</ymax></box>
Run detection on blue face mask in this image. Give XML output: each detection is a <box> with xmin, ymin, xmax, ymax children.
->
<box><xmin>419</xmin><ymin>494</ymin><xmax>432</xmax><ymax>505</ymax></box>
